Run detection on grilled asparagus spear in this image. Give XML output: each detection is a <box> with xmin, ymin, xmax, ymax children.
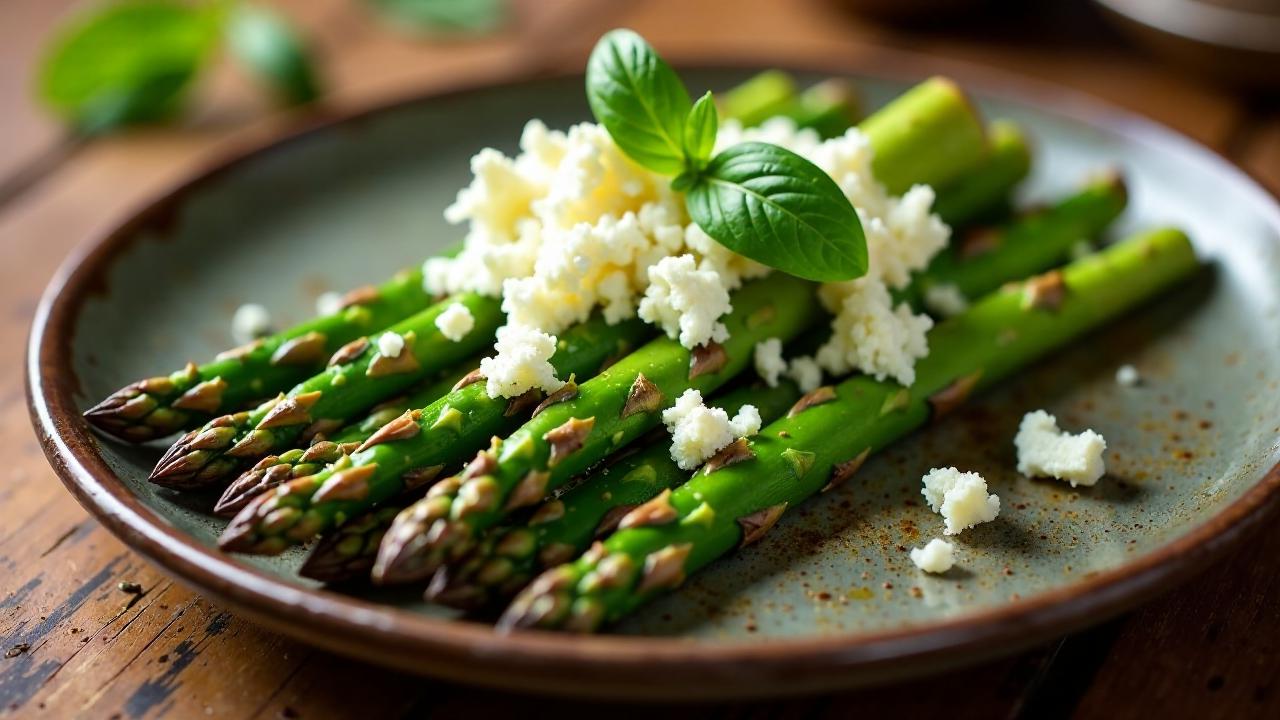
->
<box><xmin>213</xmin><ymin>356</ymin><xmax>484</xmax><ymax>516</ymax></box>
<box><xmin>85</xmin><ymin>268</ymin><xmax>436</xmax><ymax>442</ymax></box>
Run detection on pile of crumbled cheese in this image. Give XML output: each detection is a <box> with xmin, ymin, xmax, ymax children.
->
<box><xmin>424</xmin><ymin>117</ymin><xmax>949</xmax><ymax>398</ymax></box>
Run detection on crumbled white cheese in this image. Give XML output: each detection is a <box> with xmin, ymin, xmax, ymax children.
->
<box><xmin>1115</xmin><ymin>364</ymin><xmax>1140</xmax><ymax>387</ymax></box>
<box><xmin>377</xmin><ymin>331</ymin><xmax>405</xmax><ymax>358</ymax></box>
<box><xmin>815</xmin><ymin>278</ymin><xmax>933</xmax><ymax>386</ymax></box>
<box><xmin>910</xmin><ymin>538</ymin><xmax>955</xmax><ymax>574</ymax></box>
<box><xmin>478</xmin><ymin>325</ymin><xmax>565</xmax><ymax>399</ymax></box>
<box><xmin>785</xmin><ymin>355</ymin><xmax>823</xmax><ymax>393</ymax></box>
<box><xmin>315</xmin><ymin>291</ymin><xmax>344</xmax><ymax>317</ymax></box>
<box><xmin>661</xmin><ymin>389</ymin><xmax>761</xmax><ymax>470</ymax></box>
<box><xmin>425</xmin><ymin>116</ymin><xmax>949</xmax><ymax>382</ymax></box>
<box><xmin>231</xmin><ymin>303</ymin><xmax>272</xmax><ymax>344</ymax></box>
<box><xmin>435</xmin><ymin>302</ymin><xmax>475</xmax><ymax>342</ymax></box>
<box><xmin>638</xmin><ymin>254</ymin><xmax>732</xmax><ymax>348</ymax></box>
<box><xmin>921</xmin><ymin>467</ymin><xmax>1000</xmax><ymax>536</ymax></box>
<box><xmin>923</xmin><ymin>283</ymin><xmax>969</xmax><ymax>318</ymax></box>
<box><xmin>1015</xmin><ymin>410</ymin><xmax>1107</xmax><ymax>487</ymax></box>
<box><xmin>754</xmin><ymin>338</ymin><xmax>786</xmax><ymax>388</ymax></box>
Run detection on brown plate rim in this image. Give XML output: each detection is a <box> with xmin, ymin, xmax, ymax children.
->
<box><xmin>26</xmin><ymin>48</ymin><xmax>1280</xmax><ymax>699</ymax></box>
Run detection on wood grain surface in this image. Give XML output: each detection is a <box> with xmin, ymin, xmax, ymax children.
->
<box><xmin>2</xmin><ymin>0</ymin><xmax>1277</xmax><ymax>717</ymax></box>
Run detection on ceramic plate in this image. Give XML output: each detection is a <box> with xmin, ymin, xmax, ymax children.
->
<box><xmin>27</xmin><ymin>59</ymin><xmax>1280</xmax><ymax>699</ymax></box>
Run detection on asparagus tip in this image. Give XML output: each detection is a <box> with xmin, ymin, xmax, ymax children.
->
<box><xmin>214</xmin><ymin>466</ymin><xmax>285</xmax><ymax>516</ymax></box>
<box><xmin>424</xmin><ymin>567</ymin><xmax>490</xmax><ymax>610</ymax></box>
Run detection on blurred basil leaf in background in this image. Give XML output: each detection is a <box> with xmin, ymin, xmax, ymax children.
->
<box><xmin>37</xmin><ymin>1</ymin><xmax>219</xmax><ymax>134</ymax></box>
<box><xmin>227</xmin><ymin>4</ymin><xmax>321</xmax><ymax>105</ymax></box>
<box><xmin>370</xmin><ymin>0</ymin><xmax>507</xmax><ymax>35</ymax></box>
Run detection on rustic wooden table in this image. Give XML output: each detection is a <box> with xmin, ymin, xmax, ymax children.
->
<box><xmin>3</xmin><ymin>0</ymin><xmax>1278</xmax><ymax>717</ymax></box>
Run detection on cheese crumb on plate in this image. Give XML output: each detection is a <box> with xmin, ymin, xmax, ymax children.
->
<box><xmin>1115</xmin><ymin>364</ymin><xmax>1140</xmax><ymax>387</ymax></box>
<box><xmin>921</xmin><ymin>467</ymin><xmax>1000</xmax><ymax>535</ymax></box>
<box><xmin>1015</xmin><ymin>410</ymin><xmax>1107</xmax><ymax>487</ymax></box>
<box><xmin>910</xmin><ymin>538</ymin><xmax>955</xmax><ymax>573</ymax></box>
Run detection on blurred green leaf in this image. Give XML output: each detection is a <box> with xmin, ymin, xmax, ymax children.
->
<box><xmin>38</xmin><ymin>1</ymin><xmax>219</xmax><ymax>134</ymax></box>
<box><xmin>371</xmin><ymin>0</ymin><xmax>506</xmax><ymax>35</ymax></box>
<box><xmin>227</xmin><ymin>4</ymin><xmax>321</xmax><ymax>106</ymax></box>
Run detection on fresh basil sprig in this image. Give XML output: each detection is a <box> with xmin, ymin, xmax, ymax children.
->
<box><xmin>585</xmin><ymin>29</ymin><xmax>867</xmax><ymax>282</ymax></box>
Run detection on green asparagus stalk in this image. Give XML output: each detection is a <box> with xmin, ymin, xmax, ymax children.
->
<box><xmin>900</xmin><ymin>172</ymin><xmax>1127</xmax><ymax>309</ymax></box>
<box><xmin>218</xmin><ymin>315</ymin><xmax>653</xmax><ymax>554</ymax></box>
<box><xmin>933</xmin><ymin>121</ymin><xmax>1032</xmax><ymax>228</ymax></box>
<box><xmin>861</xmin><ymin>77</ymin><xmax>988</xmax><ymax>196</ymax></box>
<box><xmin>84</xmin><ymin>268</ymin><xmax>435</xmax><ymax>442</ymax></box>
<box><xmin>427</xmin><ymin>379</ymin><xmax>804</xmax><ymax>608</ymax></box>
<box><xmin>718</xmin><ymin>71</ymin><xmax>862</xmax><ymax>139</ymax></box>
<box><xmin>787</xmin><ymin>79</ymin><xmax>864</xmax><ymax>139</ymax></box>
<box><xmin>149</xmin><ymin>293</ymin><xmax>502</xmax><ymax>489</ymax></box>
<box><xmin>499</xmin><ymin>228</ymin><xmax>1199</xmax><ymax>632</ymax></box>
<box><xmin>716</xmin><ymin>70</ymin><xmax>798</xmax><ymax>128</ymax></box>
<box><xmin>213</xmin><ymin>356</ymin><xmax>484</xmax><ymax>516</ymax></box>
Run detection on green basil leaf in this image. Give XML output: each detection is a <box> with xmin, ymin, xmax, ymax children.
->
<box><xmin>370</xmin><ymin>0</ymin><xmax>506</xmax><ymax>35</ymax></box>
<box><xmin>683</xmin><ymin>91</ymin><xmax>718</xmax><ymax>170</ymax></box>
<box><xmin>586</xmin><ymin>28</ymin><xmax>691</xmax><ymax>175</ymax></box>
<box><xmin>686</xmin><ymin>142</ymin><xmax>867</xmax><ymax>282</ymax></box>
<box><xmin>38</xmin><ymin>1</ymin><xmax>217</xmax><ymax>133</ymax></box>
<box><xmin>227</xmin><ymin>5</ymin><xmax>321</xmax><ymax>106</ymax></box>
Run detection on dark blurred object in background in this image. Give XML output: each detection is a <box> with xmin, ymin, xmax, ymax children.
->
<box><xmin>833</xmin><ymin>0</ymin><xmax>995</xmax><ymax>23</ymax></box>
<box><xmin>1094</xmin><ymin>0</ymin><xmax>1280</xmax><ymax>91</ymax></box>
